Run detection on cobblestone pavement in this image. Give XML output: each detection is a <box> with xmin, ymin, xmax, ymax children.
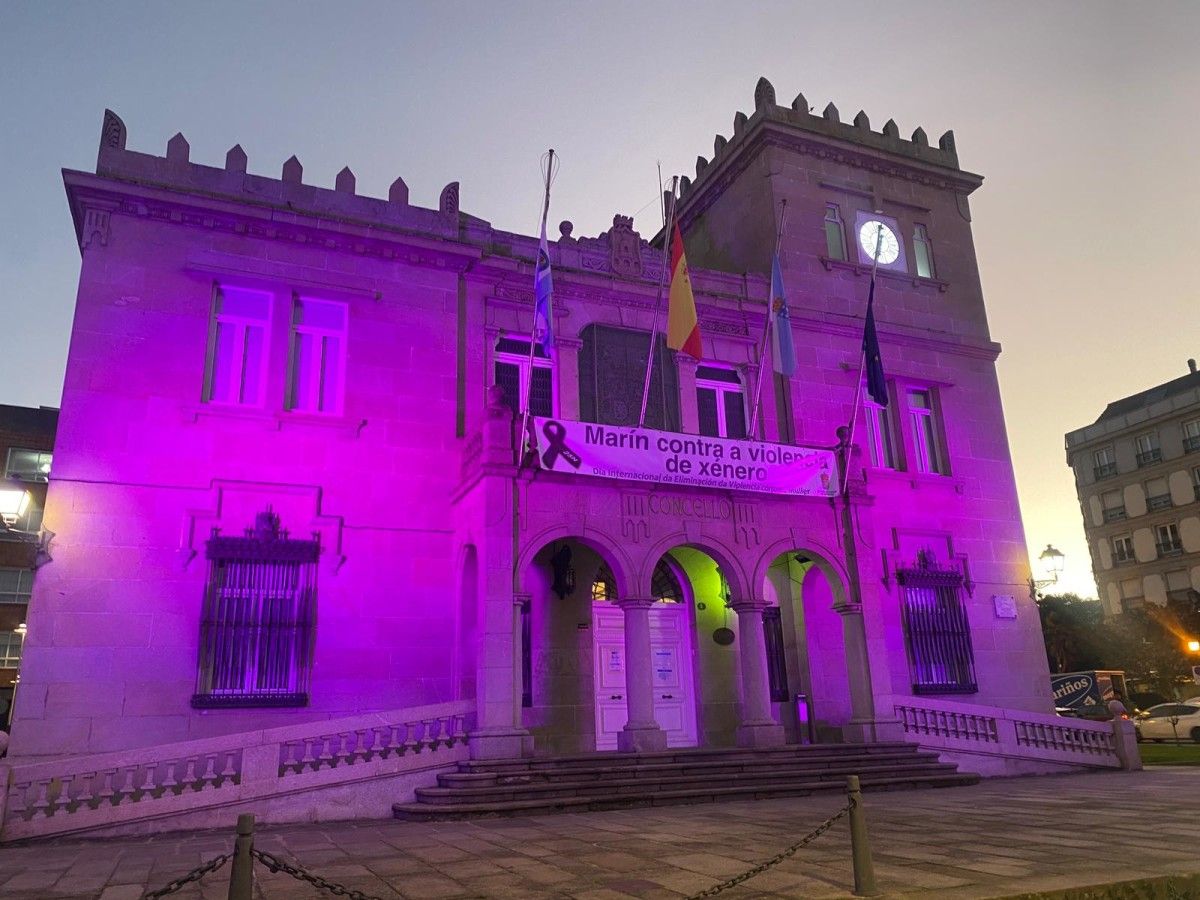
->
<box><xmin>0</xmin><ymin>768</ymin><xmax>1197</xmax><ymax>899</ymax></box>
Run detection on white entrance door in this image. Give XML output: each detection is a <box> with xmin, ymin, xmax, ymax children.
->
<box><xmin>593</xmin><ymin>603</ymin><xmax>698</xmax><ymax>751</ymax></box>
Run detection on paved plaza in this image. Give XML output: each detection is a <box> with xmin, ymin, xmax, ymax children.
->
<box><xmin>0</xmin><ymin>768</ymin><xmax>1196</xmax><ymax>899</ymax></box>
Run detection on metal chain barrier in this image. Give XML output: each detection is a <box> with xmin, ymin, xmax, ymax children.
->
<box><xmin>685</xmin><ymin>802</ymin><xmax>852</xmax><ymax>900</ymax></box>
<box><xmin>251</xmin><ymin>847</ymin><xmax>388</xmax><ymax>900</ymax></box>
<box><xmin>140</xmin><ymin>853</ymin><xmax>231</xmax><ymax>899</ymax></box>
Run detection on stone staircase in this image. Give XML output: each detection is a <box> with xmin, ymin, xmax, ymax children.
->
<box><xmin>392</xmin><ymin>741</ymin><xmax>979</xmax><ymax>820</ymax></box>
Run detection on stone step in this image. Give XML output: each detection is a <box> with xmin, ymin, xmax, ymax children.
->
<box><xmin>454</xmin><ymin>741</ymin><xmax>922</xmax><ymax>775</ymax></box>
<box><xmin>419</xmin><ymin>760</ymin><xmax>960</xmax><ymax>804</ymax></box>
<box><xmin>393</xmin><ymin>771</ymin><xmax>980</xmax><ymax>821</ymax></box>
<box><xmin>438</xmin><ymin>748</ymin><xmax>942</xmax><ymax>786</ymax></box>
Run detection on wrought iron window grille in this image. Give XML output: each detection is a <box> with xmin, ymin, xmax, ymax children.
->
<box><xmin>895</xmin><ymin>550</ymin><xmax>977</xmax><ymax>696</ymax></box>
<box><xmin>192</xmin><ymin>509</ymin><xmax>319</xmax><ymax>709</ymax></box>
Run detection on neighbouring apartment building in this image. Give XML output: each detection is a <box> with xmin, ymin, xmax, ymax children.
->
<box><xmin>1066</xmin><ymin>361</ymin><xmax>1200</xmax><ymax>617</ymax></box>
<box><xmin>10</xmin><ymin>78</ymin><xmax>1053</xmax><ymax>766</ymax></box>
<box><xmin>0</xmin><ymin>404</ymin><xmax>58</xmax><ymax>730</ymax></box>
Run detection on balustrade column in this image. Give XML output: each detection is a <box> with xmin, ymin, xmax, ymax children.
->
<box><xmin>617</xmin><ymin>598</ymin><xmax>668</xmax><ymax>752</ymax></box>
<box><xmin>730</xmin><ymin>599</ymin><xmax>786</xmax><ymax>747</ymax></box>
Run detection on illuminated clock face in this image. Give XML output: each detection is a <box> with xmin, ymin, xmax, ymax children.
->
<box><xmin>858</xmin><ymin>220</ymin><xmax>900</xmax><ymax>265</ymax></box>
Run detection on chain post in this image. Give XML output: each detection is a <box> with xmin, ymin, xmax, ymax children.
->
<box><xmin>228</xmin><ymin>813</ymin><xmax>255</xmax><ymax>900</ymax></box>
<box><xmin>846</xmin><ymin>775</ymin><xmax>879</xmax><ymax>897</ymax></box>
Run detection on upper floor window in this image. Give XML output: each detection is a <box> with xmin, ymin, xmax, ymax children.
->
<box><xmin>1166</xmin><ymin>569</ymin><xmax>1192</xmax><ymax>603</ymax></box>
<box><xmin>1155</xmin><ymin>522</ymin><xmax>1183</xmax><ymax>557</ymax></box>
<box><xmin>494</xmin><ymin>336</ymin><xmax>553</xmax><ymax>417</ymax></box>
<box><xmin>1135</xmin><ymin>432</ymin><xmax>1161</xmax><ymax>467</ymax></box>
<box><xmin>1101</xmin><ymin>489</ymin><xmax>1126</xmax><ymax>522</ymax></box>
<box><xmin>695</xmin><ymin>366</ymin><xmax>747</xmax><ymax>439</ymax></box>
<box><xmin>1093</xmin><ymin>446</ymin><xmax>1117</xmax><ymax>480</ymax></box>
<box><xmin>1183</xmin><ymin>419</ymin><xmax>1200</xmax><ymax>453</ymax></box>
<box><xmin>0</xmin><ymin>568</ymin><xmax>33</xmax><ymax>604</ymax></box>
<box><xmin>864</xmin><ymin>399</ymin><xmax>897</xmax><ymax>469</ymax></box>
<box><xmin>1145</xmin><ymin>477</ymin><xmax>1171</xmax><ymax>511</ymax></box>
<box><xmin>579</xmin><ymin>325</ymin><xmax>679</xmax><ymax>431</ymax></box>
<box><xmin>0</xmin><ymin>632</ymin><xmax>21</xmax><ymax>668</ymax></box>
<box><xmin>193</xmin><ymin>510</ymin><xmax>318</xmax><ymax>708</ymax></box>
<box><xmin>288</xmin><ymin>297</ymin><xmax>347</xmax><ymax>415</ymax></box>
<box><xmin>907</xmin><ymin>389</ymin><xmax>947</xmax><ymax>475</ymax></box>
<box><xmin>896</xmin><ymin>553</ymin><xmax>976</xmax><ymax>695</ymax></box>
<box><xmin>824</xmin><ymin>204</ymin><xmax>847</xmax><ymax>261</ymax></box>
<box><xmin>912</xmin><ymin>224</ymin><xmax>935</xmax><ymax>279</ymax></box>
<box><xmin>205</xmin><ymin>286</ymin><xmax>271</xmax><ymax>406</ymax></box>
<box><xmin>4</xmin><ymin>449</ymin><xmax>51</xmax><ymax>483</ymax></box>
<box><xmin>1111</xmin><ymin>534</ymin><xmax>1135</xmax><ymax>564</ymax></box>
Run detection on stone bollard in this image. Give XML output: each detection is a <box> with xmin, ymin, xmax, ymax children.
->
<box><xmin>1108</xmin><ymin>701</ymin><xmax>1143</xmax><ymax>771</ymax></box>
<box><xmin>228</xmin><ymin>813</ymin><xmax>255</xmax><ymax>900</ymax></box>
<box><xmin>846</xmin><ymin>775</ymin><xmax>880</xmax><ymax>897</ymax></box>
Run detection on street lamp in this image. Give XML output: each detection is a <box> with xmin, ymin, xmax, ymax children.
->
<box><xmin>1030</xmin><ymin>544</ymin><xmax>1065</xmax><ymax>599</ymax></box>
<box><xmin>1187</xmin><ymin>639</ymin><xmax>1200</xmax><ymax>654</ymax></box>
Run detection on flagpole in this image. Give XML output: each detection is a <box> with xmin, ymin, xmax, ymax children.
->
<box><xmin>840</xmin><ymin>221</ymin><xmax>885</xmax><ymax>497</ymax></box>
<box><xmin>518</xmin><ymin>149</ymin><xmax>555</xmax><ymax>465</ymax></box>
<box><xmin>638</xmin><ymin>176</ymin><xmax>678</xmax><ymax>429</ymax></box>
<box><xmin>748</xmin><ymin>199</ymin><xmax>788</xmax><ymax>438</ymax></box>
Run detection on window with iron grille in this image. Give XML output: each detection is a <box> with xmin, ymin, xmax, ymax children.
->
<box><xmin>494</xmin><ymin>337</ymin><xmax>553</xmax><ymax>417</ymax></box>
<box><xmin>763</xmin><ymin>606</ymin><xmax>789</xmax><ymax>702</ymax></box>
<box><xmin>193</xmin><ymin>511</ymin><xmax>319</xmax><ymax>708</ymax></box>
<box><xmin>695</xmin><ymin>366</ymin><xmax>747</xmax><ymax>439</ymax></box>
<box><xmin>1155</xmin><ymin>522</ymin><xmax>1183</xmax><ymax>557</ymax></box>
<box><xmin>1135</xmin><ymin>432</ymin><xmax>1161</xmax><ymax>467</ymax></box>
<box><xmin>579</xmin><ymin>325</ymin><xmax>679</xmax><ymax>431</ymax></box>
<box><xmin>1092</xmin><ymin>446</ymin><xmax>1117</xmax><ymax>480</ymax></box>
<box><xmin>896</xmin><ymin>554</ymin><xmax>976</xmax><ymax>695</ymax></box>
<box><xmin>1112</xmin><ymin>535</ymin><xmax>1135</xmax><ymax>564</ymax></box>
<box><xmin>1184</xmin><ymin>419</ymin><xmax>1200</xmax><ymax>454</ymax></box>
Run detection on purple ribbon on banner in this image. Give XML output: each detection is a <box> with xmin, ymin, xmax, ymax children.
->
<box><xmin>541</xmin><ymin>420</ymin><xmax>582</xmax><ymax>470</ymax></box>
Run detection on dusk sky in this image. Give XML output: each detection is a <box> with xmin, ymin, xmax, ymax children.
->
<box><xmin>2</xmin><ymin>1</ymin><xmax>1197</xmax><ymax>599</ymax></box>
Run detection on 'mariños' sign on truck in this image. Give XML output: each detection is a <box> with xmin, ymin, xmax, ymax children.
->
<box><xmin>531</xmin><ymin>417</ymin><xmax>838</xmax><ymax>497</ymax></box>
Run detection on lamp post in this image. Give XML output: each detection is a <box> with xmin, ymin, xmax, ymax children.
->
<box><xmin>1030</xmin><ymin>544</ymin><xmax>1065</xmax><ymax>600</ymax></box>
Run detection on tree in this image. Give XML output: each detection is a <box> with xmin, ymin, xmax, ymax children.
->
<box><xmin>1036</xmin><ymin>593</ymin><xmax>1106</xmax><ymax>674</ymax></box>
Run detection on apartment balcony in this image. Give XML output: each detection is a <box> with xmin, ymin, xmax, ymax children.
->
<box><xmin>1102</xmin><ymin>506</ymin><xmax>1127</xmax><ymax>522</ymax></box>
<box><xmin>1093</xmin><ymin>463</ymin><xmax>1118</xmax><ymax>480</ymax></box>
<box><xmin>1156</xmin><ymin>542</ymin><xmax>1184</xmax><ymax>558</ymax></box>
<box><xmin>1136</xmin><ymin>449</ymin><xmax>1162</xmax><ymax>467</ymax></box>
<box><xmin>1147</xmin><ymin>494</ymin><xmax>1173</xmax><ymax>511</ymax></box>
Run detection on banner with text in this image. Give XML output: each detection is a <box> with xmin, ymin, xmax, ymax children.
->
<box><xmin>532</xmin><ymin>417</ymin><xmax>838</xmax><ymax>497</ymax></box>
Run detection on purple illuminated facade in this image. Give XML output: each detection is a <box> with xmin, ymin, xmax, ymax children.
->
<box><xmin>10</xmin><ymin>82</ymin><xmax>1053</xmax><ymax>767</ymax></box>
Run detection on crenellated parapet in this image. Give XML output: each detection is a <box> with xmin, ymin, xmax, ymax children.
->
<box><xmin>91</xmin><ymin>109</ymin><xmax>465</xmax><ymax>241</ymax></box>
<box><xmin>679</xmin><ymin>77</ymin><xmax>973</xmax><ymax>203</ymax></box>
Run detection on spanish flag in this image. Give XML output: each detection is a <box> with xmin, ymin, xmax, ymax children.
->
<box><xmin>667</xmin><ymin>222</ymin><xmax>702</xmax><ymax>359</ymax></box>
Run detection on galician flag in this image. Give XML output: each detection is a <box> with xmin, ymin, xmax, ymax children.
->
<box><xmin>534</xmin><ymin>217</ymin><xmax>554</xmax><ymax>355</ymax></box>
<box><xmin>768</xmin><ymin>253</ymin><xmax>796</xmax><ymax>376</ymax></box>
<box><xmin>667</xmin><ymin>222</ymin><xmax>702</xmax><ymax>359</ymax></box>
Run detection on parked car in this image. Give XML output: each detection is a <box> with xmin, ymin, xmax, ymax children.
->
<box><xmin>1134</xmin><ymin>703</ymin><xmax>1200</xmax><ymax>742</ymax></box>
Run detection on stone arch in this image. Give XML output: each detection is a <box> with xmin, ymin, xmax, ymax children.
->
<box><xmin>633</xmin><ymin>531</ymin><xmax>749</xmax><ymax>602</ymax></box>
<box><xmin>752</xmin><ymin>536</ymin><xmax>850</xmax><ymax>608</ymax></box>
<box><xmin>517</xmin><ymin>524</ymin><xmax>634</xmax><ymax>599</ymax></box>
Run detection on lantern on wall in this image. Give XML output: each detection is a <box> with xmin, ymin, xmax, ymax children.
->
<box><xmin>550</xmin><ymin>544</ymin><xmax>576</xmax><ymax>599</ymax></box>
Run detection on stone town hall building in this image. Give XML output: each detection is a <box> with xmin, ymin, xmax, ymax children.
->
<box><xmin>2</xmin><ymin>80</ymin><xmax>1131</xmax><ymax>836</ymax></box>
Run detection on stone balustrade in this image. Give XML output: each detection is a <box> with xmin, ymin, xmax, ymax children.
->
<box><xmin>894</xmin><ymin>697</ymin><xmax>1138</xmax><ymax>776</ymax></box>
<box><xmin>0</xmin><ymin>701</ymin><xmax>473</xmax><ymax>842</ymax></box>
